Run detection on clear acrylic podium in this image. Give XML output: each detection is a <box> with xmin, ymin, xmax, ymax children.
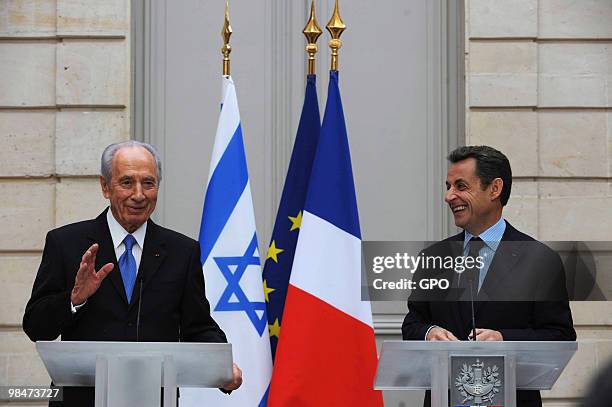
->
<box><xmin>36</xmin><ymin>341</ymin><xmax>233</xmax><ymax>407</ymax></box>
<box><xmin>375</xmin><ymin>341</ymin><xmax>577</xmax><ymax>407</ymax></box>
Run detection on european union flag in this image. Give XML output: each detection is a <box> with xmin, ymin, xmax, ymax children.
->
<box><xmin>262</xmin><ymin>74</ymin><xmax>321</xmax><ymax>359</ymax></box>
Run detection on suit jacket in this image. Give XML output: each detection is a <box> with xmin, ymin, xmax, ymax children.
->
<box><xmin>402</xmin><ymin>222</ymin><xmax>576</xmax><ymax>407</ymax></box>
<box><xmin>23</xmin><ymin>209</ymin><xmax>227</xmax><ymax>406</ymax></box>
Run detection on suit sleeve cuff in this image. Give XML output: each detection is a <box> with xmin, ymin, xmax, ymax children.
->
<box><xmin>424</xmin><ymin>325</ymin><xmax>438</xmax><ymax>340</ymax></box>
<box><xmin>70</xmin><ymin>300</ymin><xmax>86</xmax><ymax>314</ymax></box>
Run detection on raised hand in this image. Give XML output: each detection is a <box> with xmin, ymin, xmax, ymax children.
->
<box><xmin>70</xmin><ymin>244</ymin><xmax>114</xmax><ymax>305</ymax></box>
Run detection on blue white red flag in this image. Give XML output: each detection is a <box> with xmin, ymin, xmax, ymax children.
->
<box><xmin>267</xmin><ymin>71</ymin><xmax>383</xmax><ymax>406</ymax></box>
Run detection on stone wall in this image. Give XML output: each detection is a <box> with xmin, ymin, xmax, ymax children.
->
<box><xmin>1</xmin><ymin>0</ymin><xmax>611</xmax><ymax>405</ymax></box>
<box><xmin>0</xmin><ymin>1</ymin><xmax>130</xmax><ymax>405</ymax></box>
<box><xmin>465</xmin><ymin>0</ymin><xmax>612</xmax><ymax>405</ymax></box>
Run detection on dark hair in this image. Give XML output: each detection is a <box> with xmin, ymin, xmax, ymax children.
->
<box><xmin>447</xmin><ymin>145</ymin><xmax>512</xmax><ymax>206</ymax></box>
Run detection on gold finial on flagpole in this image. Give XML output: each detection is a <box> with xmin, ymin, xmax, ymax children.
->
<box><xmin>326</xmin><ymin>0</ymin><xmax>346</xmax><ymax>71</ymax></box>
<box><xmin>303</xmin><ymin>0</ymin><xmax>322</xmax><ymax>76</ymax></box>
<box><xmin>221</xmin><ymin>0</ymin><xmax>232</xmax><ymax>76</ymax></box>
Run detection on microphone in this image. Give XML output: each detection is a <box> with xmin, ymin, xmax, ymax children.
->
<box><xmin>468</xmin><ymin>275</ymin><xmax>477</xmax><ymax>341</ymax></box>
<box><xmin>466</xmin><ymin>237</ymin><xmax>483</xmax><ymax>341</ymax></box>
<box><xmin>136</xmin><ymin>276</ymin><xmax>144</xmax><ymax>342</ymax></box>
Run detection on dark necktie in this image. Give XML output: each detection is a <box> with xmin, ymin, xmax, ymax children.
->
<box><xmin>119</xmin><ymin>234</ymin><xmax>137</xmax><ymax>303</ymax></box>
<box><xmin>465</xmin><ymin>236</ymin><xmax>485</xmax><ymax>292</ymax></box>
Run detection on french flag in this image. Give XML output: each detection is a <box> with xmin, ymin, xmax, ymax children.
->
<box><xmin>267</xmin><ymin>71</ymin><xmax>383</xmax><ymax>406</ymax></box>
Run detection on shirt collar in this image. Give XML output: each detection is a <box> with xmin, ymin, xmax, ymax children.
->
<box><xmin>106</xmin><ymin>208</ymin><xmax>147</xmax><ymax>250</ymax></box>
<box><xmin>463</xmin><ymin>217</ymin><xmax>506</xmax><ymax>252</ymax></box>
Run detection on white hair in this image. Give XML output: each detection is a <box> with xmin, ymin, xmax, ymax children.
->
<box><xmin>100</xmin><ymin>141</ymin><xmax>162</xmax><ymax>183</ymax></box>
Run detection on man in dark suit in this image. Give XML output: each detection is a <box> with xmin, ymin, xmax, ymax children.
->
<box><xmin>23</xmin><ymin>141</ymin><xmax>242</xmax><ymax>406</ymax></box>
<box><xmin>402</xmin><ymin>145</ymin><xmax>576</xmax><ymax>407</ymax></box>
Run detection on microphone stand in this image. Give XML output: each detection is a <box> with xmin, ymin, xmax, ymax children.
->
<box><xmin>469</xmin><ymin>279</ymin><xmax>477</xmax><ymax>341</ymax></box>
<box><xmin>136</xmin><ymin>277</ymin><xmax>144</xmax><ymax>342</ymax></box>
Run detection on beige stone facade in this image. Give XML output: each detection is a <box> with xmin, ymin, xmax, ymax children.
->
<box><xmin>0</xmin><ymin>0</ymin><xmax>610</xmax><ymax>405</ymax></box>
<box><xmin>0</xmin><ymin>1</ymin><xmax>130</xmax><ymax>404</ymax></box>
<box><xmin>466</xmin><ymin>0</ymin><xmax>612</xmax><ymax>405</ymax></box>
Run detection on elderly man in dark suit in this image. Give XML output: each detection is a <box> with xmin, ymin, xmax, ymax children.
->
<box><xmin>23</xmin><ymin>141</ymin><xmax>242</xmax><ymax>406</ymax></box>
<box><xmin>402</xmin><ymin>145</ymin><xmax>576</xmax><ymax>407</ymax></box>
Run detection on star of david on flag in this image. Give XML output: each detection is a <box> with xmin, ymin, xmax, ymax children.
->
<box><xmin>214</xmin><ymin>233</ymin><xmax>268</xmax><ymax>336</ymax></box>
<box><xmin>179</xmin><ymin>76</ymin><xmax>272</xmax><ymax>407</ymax></box>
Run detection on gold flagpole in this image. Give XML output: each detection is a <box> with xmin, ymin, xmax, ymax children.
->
<box><xmin>303</xmin><ymin>0</ymin><xmax>322</xmax><ymax>76</ymax></box>
<box><xmin>221</xmin><ymin>0</ymin><xmax>232</xmax><ymax>76</ymax></box>
<box><xmin>326</xmin><ymin>0</ymin><xmax>346</xmax><ymax>72</ymax></box>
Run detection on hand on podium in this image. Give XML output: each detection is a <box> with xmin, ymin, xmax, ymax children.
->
<box><xmin>71</xmin><ymin>243</ymin><xmax>115</xmax><ymax>306</ymax></box>
<box><xmin>468</xmin><ymin>328</ymin><xmax>503</xmax><ymax>341</ymax></box>
<box><xmin>222</xmin><ymin>363</ymin><xmax>243</xmax><ymax>391</ymax></box>
<box><xmin>426</xmin><ymin>327</ymin><xmax>458</xmax><ymax>341</ymax></box>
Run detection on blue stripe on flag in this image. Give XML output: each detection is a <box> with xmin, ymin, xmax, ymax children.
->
<box><xmin>198</xmin><ymin>124</ymin><xmax>248</xmax><ymax>264</ymax></box>
<box><xmin>305</xmin><ymin>70</ymin><xmax>361</xmax><ymax>239</ymax></box>
<box><xmin>258</xmin><ymin>384</ymin><xmax>269</xmax><ymax>407</ymax></box>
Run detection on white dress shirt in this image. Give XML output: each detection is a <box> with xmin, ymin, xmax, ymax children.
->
<box><xmin>106</xmin><ymin>209</ymin><xmax>147</xmax><ymax>271</ymax></box>
<box><xmin>71</xmin><ymin>210</ymin><xmax>148</xmax><ymax>313</ymax></box>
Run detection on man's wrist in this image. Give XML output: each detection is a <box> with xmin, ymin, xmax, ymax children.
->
<box><xmin>425</xmin><ymin>325</ymin><xmax>438</xmax><ymax>340</ymax></box>
<box><xmin>70</xmin><ymin>300</ymin><xmax>86</xmax><ymax>314</ymax></box>
<box><xmin>70</xmin><ymin>290</ymin><xmax>85</xmax><ymax>307</ymax></box>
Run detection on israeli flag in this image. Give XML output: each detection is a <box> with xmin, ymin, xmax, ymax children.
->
<box><xmin>181</xmin><ymin>76</ymin><xmax>272</xmax><ymax>406</ymax></box>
